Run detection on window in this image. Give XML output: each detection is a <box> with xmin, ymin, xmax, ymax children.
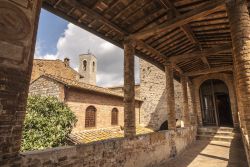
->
<box><xmin>111</xmin><ymin>108</ymin><xmax>118</xmax><ymax>125</ymax></box>
<box><xmin>83</xmin><ymin>60</ymin><xmax>87</xmax><ymax>71</ymax></box>
<box><xmin>92</xmin><ymin>61</ymin><xmax>95</xmax><ymax>72</ymax></box>
<box><xmin>85</xmin><ymin>106</ymin><xmax>96</xmax><ymax>128</ymax></box>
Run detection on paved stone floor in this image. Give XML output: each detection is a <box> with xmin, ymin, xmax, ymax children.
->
<box><xmin>162</xmin><ymin>139</ymin><xmax>248</xmax><ymax>167</ymax></box>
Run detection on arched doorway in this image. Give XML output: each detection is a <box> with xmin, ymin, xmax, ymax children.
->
<box><xmin>199</xmin><ymin>79</ymin><xmax>233</xmax><ymax>127</ymax></box>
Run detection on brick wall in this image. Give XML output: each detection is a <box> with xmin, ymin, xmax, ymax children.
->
<box><xmin>29</xmin><ymin>76</ymin><xmax>65</xmax><ymax>101</ymax></box>
<box><xmin>66</xmin><ymin>88</ymin><xmax>141</xmax><ymax>132</ymax></box>
<box><xmin>139</xmin><ymin>59</ymin><xmax>184</xmax><ymax>130</ymax></box>
<box><xmin>17</xmin><ymin>126</ymin><xmax>196</xmax><ymax>167</ymax></box>
<box><xmin>29</xmin><ymin>77</ymin><xmax>142</xmax><ymax>132</ymax></box>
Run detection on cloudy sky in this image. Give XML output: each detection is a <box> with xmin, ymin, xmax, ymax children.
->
<box><xmin>36</xmin><ymin>9</ymin><xmax>140</xmax><ymax>87</ymax></box>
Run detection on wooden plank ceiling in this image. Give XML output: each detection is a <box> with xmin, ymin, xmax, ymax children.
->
<box><xmin>42</xmin><ymin>0</ymin><xmax>242</xmax><ymax>78</ymax></box>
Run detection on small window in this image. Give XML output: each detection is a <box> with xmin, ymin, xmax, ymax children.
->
<box><xmin>85</xmin><ymin>106</ymin><xmax>96</xmax><ymax>128</ymax></box>
<box><xmin>111</xmin><ymin>108</ymin><xmax>118</xmax><ymax>125</ymax></box>
<box><xmin>92</xmin><ymin>61</ymin><xmax>95</xmax><ymax>72</ymax></box>
<box><xmin>83</xmin><ymin>60</ymin><xmax>87</xmax><ymax>71</ymax></box>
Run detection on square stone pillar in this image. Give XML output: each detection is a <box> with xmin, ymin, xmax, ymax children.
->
<box><xmin>181</xmin><ymin>76</ymin><xmax>190</xmax><ymax>126</ymax></box>
<box><xmin>165</xmin><ymin>62</ymin><xmax>176</xmax><ymax>130</ymax></box>
<box><xmin>226</xmin><ymin>0</ymin><xmax>250</xmax><ymax>136</ymax></box>
<box><xmin>0</xmin><ymin>0</ymin><xmax>42</xmax><ymax>163</ymax></box>
<box><xmin>188</xmin><ymin>80</ymin><xmax>198</xmax><ymax>125</ymax></box>
<box><xmin>123</xmin><ymin>38</ymin><xmax>136</xmax><ymax>137</ymax></box>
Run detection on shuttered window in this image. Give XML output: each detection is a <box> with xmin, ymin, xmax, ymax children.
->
<box><xmin>111</xmin><ymin>108</ymin><xmax>118</xmax><ymax>125</ymax></box>
<box><xmin>85</xmin><ymin>106</ymin><xmax>96</xmax><ymax>128</ymax></box>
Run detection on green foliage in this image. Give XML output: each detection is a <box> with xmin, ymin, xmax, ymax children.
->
<box><xmin>21</xmin><ymin>96</ymin><xmax>77</xmax><ymax>151</ymax></box>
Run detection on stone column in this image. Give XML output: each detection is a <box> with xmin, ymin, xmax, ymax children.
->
<box><xmin>188</xmin><ymin>80</ymin><xmax>198</xmax><ymax>125</ymax></box>
<box><xmin>124</xmin><ymin>39</ymin><xmax>136</xmax><ymax>137</ymax></box>
<box><xmin>165</xmin><ymin>62</ymin><xmax>176</xmax><ymax>130</ymax></box>
<box><xmin>0</xmin><ymin>0</ymin><xmax>42</xmax><ymax>163</ymax></box>
<box><xmin>226</xmin><ymin>0</ymin><xmax>250</xmax><ymax>136</ymax></box>
<box><xmin>181</xmin><ymin>76</ymin><xmax>190</xmax><ymax>126</ymax></box>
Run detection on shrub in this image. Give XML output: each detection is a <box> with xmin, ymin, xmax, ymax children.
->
<box><xmin>21</xmin><ymin>96</ymin><xmax>77</xmax><ymax>151</ymax></box>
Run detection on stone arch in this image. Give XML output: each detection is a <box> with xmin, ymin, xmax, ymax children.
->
<box><xmin>192</xmin><ymin>73</ymin><xmax>238</xmax><ymax>127</ymax></box>
<box><xmin>159</xmin><ymin>120</ymin><xmax>168</xmax><ymax>131</ymax></box>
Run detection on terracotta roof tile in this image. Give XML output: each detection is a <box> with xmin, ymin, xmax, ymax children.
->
<box><xmin>37</xmin><ymin>74</ymin><xmax>142</xmax><ymax>101</ymax></box>
<box><xmin>68</xmin><ymin>127</ymin><xmax>154</xmax><ymax>144</ymax></box>
<box><xmin>31</xmin><ymin>59</ymin><xmax>81</xmax><ymax>82</ymax></box>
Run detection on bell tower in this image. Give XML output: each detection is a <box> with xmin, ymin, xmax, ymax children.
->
<box><xmin>78</xmin><ymin>53</ymin><xmax>97</xmax><ymax>85</ymax></box>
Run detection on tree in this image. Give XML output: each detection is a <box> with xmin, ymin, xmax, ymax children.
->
<box><xmin>21</xmin><ymin>96</ymin><xmax>77</xmax><ymax>151</ymax></box>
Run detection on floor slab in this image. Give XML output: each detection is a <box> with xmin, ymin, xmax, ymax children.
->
<box><xmin>161</xmin><ymin>139</ymin><xmax>248</xmax><ymax>167</ymax></box>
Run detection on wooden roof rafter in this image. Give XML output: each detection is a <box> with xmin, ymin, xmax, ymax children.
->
<box><xmin>184</xmin><ymin>65</ymin><xmax>233</xmax><ymax>76</ymax></box>
<box><xmin>169</xmin><ymin>43</ymin><xmax>232</xmax><ymax>63</ymax></box>
<box><xmin>130</xmin><ymin>0</ymin><xmax>225</xmax><ymax>40</ymax></box>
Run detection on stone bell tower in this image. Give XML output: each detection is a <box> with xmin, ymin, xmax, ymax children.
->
<box><xmin>78</xmin><ymin>53</ymin><xmax>97</xmax><ymax>85</ymax></box>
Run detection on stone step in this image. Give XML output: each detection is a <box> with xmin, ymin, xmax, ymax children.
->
<box><xmin>197</xmin><ymin>131</ymin><xmax>240</xmax><ymax>137</ymax></box>
<box><xmin>198</xmin><ymin>127</ymin><xmax>236</xmax><ymax>133</ymax></box>
<box><xmin>196</xmin><ymin>134</ymin><xmax>240</xmax><ymax>142</ymax></box>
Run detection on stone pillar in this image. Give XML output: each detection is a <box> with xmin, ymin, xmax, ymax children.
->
<box><xmin>226</xmin><ymin>0</ymin><xmax>250</xmax><ymax>136</ymax></box>
<box><xmin>124</xmin><ymin>39</ymin><xmax>136</xmax><ymax>137</ymax></box>
<box><xmin>0</xmin><ymin>0</ymin><xmax>42</xmax><ymax>163</ymax></box>
<box><xmin>165</xmin><ymin>62</ymin><xmax>176</xmax><ymax>130</ymax></box>
<box><xmin>181</xmin><ymin>76</ymin><xmax>190</xmax><ymax>126</ymax></box>
<box><xmin>188</xmin><ymin>80</ymin><xmax>198</xmax><ymax>125</ymax></box>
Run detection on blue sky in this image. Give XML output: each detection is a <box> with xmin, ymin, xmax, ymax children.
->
<box><xmin>37</xmin><ymin>9</ymin><xmax>68</xmax><ymax>56</ymax></box>
<box><xmin>35</xmin><ymin>9</ymin><xmax>140</xmax><ymax>87</ymax></box>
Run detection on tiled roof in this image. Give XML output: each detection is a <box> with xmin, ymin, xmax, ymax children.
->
<box><xmin>31</xmin><ymin>59</ymin><xmax>81</xmax><ymax>82</ymax></box>
<box><xmin>36</xmin><ymin>74</ymin><xmax>142</xmax><ymax>101</ymax></box>
<box><xmin>68</xmin><ymin>127</ymin><xmax>154</xmax><ymax>144</ymax></box>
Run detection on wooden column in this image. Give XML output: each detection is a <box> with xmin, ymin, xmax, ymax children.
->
<box><xmin>124</xmin><ymin>39</ymin><xmax>136</xmax><ymax>137</ymax></box>
<box><xmin>181</xmin><ymin>76</ymin><xmax>190</xmax><ymax>126</ymax></box>
<box><xmin>227</xmin><ymin>0</ymin><xmax>250</xmax><ymax>136</ymax></box>
<box><xmin>165</xmin><ymin>62</ymin><xmax>176</xmax><ymax>130</ymax></box>
<box><xmin>0</xmin><ymin>0</ymin><xmax>42</xmax><ymax>162</ymax></box>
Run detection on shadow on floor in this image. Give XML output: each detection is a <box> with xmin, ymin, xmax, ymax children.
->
<box><xmin>160</xmin><ymin>134</ymin><xmax>248</xmax><ymax>167</ymax></box>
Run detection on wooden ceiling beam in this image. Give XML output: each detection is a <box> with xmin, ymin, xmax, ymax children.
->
<box><xmin>184</xmin><ymin>66</ymin><xmax>233</xmax><ymax>76</ymax></box>
<box><xmin>68</xmin><ymin>0</ymin><xmax>126</xmax><ymax>35</ymax></box>
<box><xmin>130</xmin><ymin>0</ymin><xmax>225</xmax><ymax>40</ymax></box>
<box><xmin>161</xmin><ymin>0</ymin><xmax>212</xmax><ymax>69</ymax></box>
<box><xmin>169</xmin><ymin>43</ymin><xmax>232</xmax><ymax>63</ymax></box>
<box><xmin>111</xmin><ymin>0</ymin><xmax>141</xmax><ymax>22</ymax></box>
<box><xmin>161</xmin><ymin>0</ymin><xmax>198</xmax><ymax>44</ymax></box>
<box><xmin>134</xmin><ymin>39</ymin><xmax>183</xmax><ymax>74</ymax></box>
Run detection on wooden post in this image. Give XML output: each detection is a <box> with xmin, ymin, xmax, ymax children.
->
<box><xmin>181</xmin><ymin>76</ymin><xmax>190</xmax><ymax>126</ymax></box>
<box><xmin>0</xmin><ymin>0</ymin><xmax>42</xmax><ymax>162</ymax></box>
<box><xmin>165</xmin><ymin>62</ymin><xmax>176</xmax><ymax>130</ymax></box>
<box><xmin>124</xmin><ymin>38</ymin><xmax>136</xmax><ymax>137</ymax></box>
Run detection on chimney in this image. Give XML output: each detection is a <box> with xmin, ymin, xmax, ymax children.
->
<box><xmin>64</xmin><ymin>57</ymin><xmax>70</xmax><ymax>67</ymax></box>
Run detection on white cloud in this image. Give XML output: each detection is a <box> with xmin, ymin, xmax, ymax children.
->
<box><xmin>35</xmin><ymin>23</ymin><xmax>140</xmax><ymax>87</ymax></box>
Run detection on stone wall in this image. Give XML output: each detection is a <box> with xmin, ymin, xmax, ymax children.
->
<box><xmin>139</xmin><ymin>59</ymin><xmax>184</xmax><ymax>130</ymax></box>
<box><xmin>29</xmin><ymin>77</ymin><xmax>142</xmax><ymax>132</ymax></box>
<box><xmin>0</xmin><ymin>0</ymin><xmax>42</xmax><ymax>161</ymax></box>
<box><xmin>66</xmin><ymin>88</ymin><xmax>141</xmax><ymax>132</ymax></box>
<box><xmin>17</xmin><ymin>126</ymin><xmax>196</xmax><ymax>167</ymax></box>
<box><xmin>29</xmin><ymin>76</ymin><xmax>65</xmax><ymax>101</ymax></box>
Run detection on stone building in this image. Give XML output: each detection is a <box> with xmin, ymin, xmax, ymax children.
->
<box><xmin>1</xmin><ymin>0</ymin><xmax>250</xmax><ymax>166</ymax></box>
<box><xmin>30</xmin><ymin>56</ymin><xmax>184</xmax><ymax>133</ymax></box>
<box><xmin>29</xmin><ymin>56</ymin><xmax>142</xmax><ymax>133</ymax></box>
